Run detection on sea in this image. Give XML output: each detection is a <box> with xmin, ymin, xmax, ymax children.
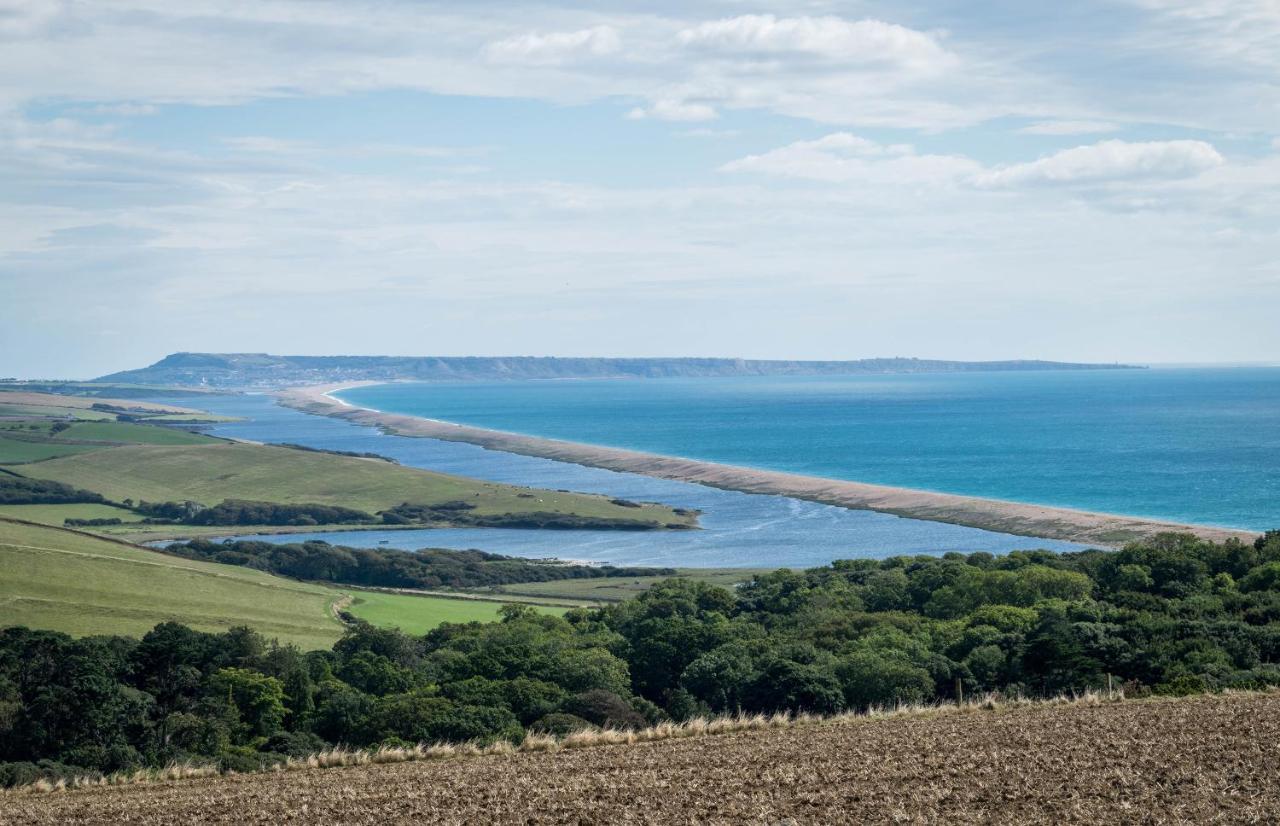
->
<box><xmin>337</xmin><ymin>367</ymin><xmax>1280</xmax><ymax>533</ymax></box>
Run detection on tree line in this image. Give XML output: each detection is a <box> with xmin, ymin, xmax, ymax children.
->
<box><xmin>168</xmin><ymin>538</ymin><xmax>675</xmax><ymax>589</ymax></box>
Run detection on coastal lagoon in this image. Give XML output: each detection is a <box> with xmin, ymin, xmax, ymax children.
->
<box><xmin>180</xmin><ymin>394</ymin><xmax>1085</xmax><ymax>568</ymax></box>
<box><xmin>338</xmin><ymin>368</ymin><xmax>1280</xmax><ymax>532</ymax></box>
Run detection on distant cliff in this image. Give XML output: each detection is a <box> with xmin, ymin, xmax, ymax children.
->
<box><xmin>95</xmin><ymin>353</ymin><xmax>1143</xmax><ymax>388</ymax></box>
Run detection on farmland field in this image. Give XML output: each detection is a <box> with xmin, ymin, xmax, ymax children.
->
<box><xmin>5</xmin><ymin>691</ymin><xmax>1277</xmax><ymax>824</ymax></box>
<box><xmin>345</xmin><ymin>590</ymin><xmax>564</xmax><ymax>633</ymax></box>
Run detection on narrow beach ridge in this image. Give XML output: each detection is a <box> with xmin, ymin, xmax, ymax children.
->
<box><xmin>278</xmin><ymin>384</ymin><xmax>1259</xmax><ymax>548</ymax></box>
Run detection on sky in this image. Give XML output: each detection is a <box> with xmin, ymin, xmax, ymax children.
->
<box><xmin>1</xmin><ymin>1</ymin><xmax>1278</xmax><ymax>378</ymax></box>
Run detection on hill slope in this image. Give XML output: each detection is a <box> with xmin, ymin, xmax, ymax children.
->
<box><xmin>0</xmin><ymin>519</ymin><xmax>346</xmax><ymax>649</ymax></box>
<box><xmin>97</xmin><ymin>352</ymin><xmax>1141</xmax><ymax>388</ymax></box>
<box><xmin>0</xmin><ymin>519</ymin><xmax>566</xmax><ymax>647</ymax></box>
<box><xmin>5</xmin><ymin>692</ymin><xmax>1276</xmax><ymax>824</ymax></box>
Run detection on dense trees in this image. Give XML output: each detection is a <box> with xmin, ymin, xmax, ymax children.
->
<box><xmin>168</xmin><ymin>539</ymin><xmax>675</xmax><ymax>589</ymax></box>
<box><xmin>3</xmin><ymin>530</ymin><xmax>1280</xmax><ymax>785</ymax></box>
<box><xmin>0</xmin><ymin>473</ymin><xmax>105</xmax><ymax>505</ymax></box>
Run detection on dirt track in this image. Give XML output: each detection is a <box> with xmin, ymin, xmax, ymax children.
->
<box><xmin>279</xmin><ymin>384</ymin><xmax>1258</xmax><ymax>548</ymax></box>
<box><xmin>7</xmin><ymin>693</ymin><xmax>1279</xmax><ymax>824</ymax></box>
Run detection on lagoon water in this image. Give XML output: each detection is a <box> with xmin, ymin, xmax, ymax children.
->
<box><xmin>180</xmin><ymin>394</ymin><xmax>1086</xmax><ymax>569</ymax></box>
<box><xmin>338</xmin><ymin>368</ymin><xmax>1280</xmax><ymax>532</ymax></box>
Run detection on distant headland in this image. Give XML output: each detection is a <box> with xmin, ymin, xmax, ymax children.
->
<box><xmin>96</xmin><ymin>352</ymin><xmax>1143</xmax><ymax>389</ymax></box>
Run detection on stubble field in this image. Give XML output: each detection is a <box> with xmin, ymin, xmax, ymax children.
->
<box><xmin>5</xmin><ymin>692</ymin><xmax>1278</xmax><ymax>824</ymax></box>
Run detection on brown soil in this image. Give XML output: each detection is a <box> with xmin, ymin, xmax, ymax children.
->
<box><xmin>279</xmin><ymin>384</ymin><xmax>1258</xmax><ymax>548</ymax></box>
<box><xmin>7</xmin><ymin>693</ymin><xmax>1279</xmax><ymax>825</ymax></box>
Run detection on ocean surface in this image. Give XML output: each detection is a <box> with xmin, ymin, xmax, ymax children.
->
<box><xmin>173</xmin><ymin>394</ymin><xmax>1086</xmax><ymax>569</ymax></box>
<box><xmin>337</xmin><ymin>367</ymin><xmax>1280</xmax><ymax>532</ymax></box>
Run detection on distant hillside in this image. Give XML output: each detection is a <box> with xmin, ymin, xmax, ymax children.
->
<box><xmin>97</xmin><ymin>352</ymin><xmax>1141</xmax><ymax>388</ymax></box>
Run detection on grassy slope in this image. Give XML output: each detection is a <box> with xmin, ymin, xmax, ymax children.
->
<box><xmin>0</xmin><ymin>519</ymin><xmax>346</xmax><ymax>650</ymax></box>
<box><xmin>0</xmin><ymin>520</ymin><xmax>591</xmax><ymax>646</ymax></box>
<box><xmin>9</xmin><ymin>442</ymin><xmax>694</xmax><ymax>525</ymax></box>
<box><xmin>346</xmin><ymin>591</ymin><xmax>564</xmax><ymax>634</ymax></box>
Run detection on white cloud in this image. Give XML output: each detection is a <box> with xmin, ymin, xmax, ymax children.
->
<box><xmin>675</xmin><ymin>15</ymin><xmax>953</xmax><ymax>73</ymax></box>
<box><xmin>678</xmin><ymin>128</ymin><xmax>740</xmax><ymax>139</ymax></box>
<box><xmin>89</xmin><ymin>103</ymin><xmax>158</xmax><ymax>117</ymax></box>
<box><xmin>222</xmin><ymin>136</ymin><xmax>465</xmax><ymax>158</ymax></box>
<box><xmin>721</xmin><ymin>133</ymin><xmax>978</xmax><ymax>185</ymax></box>
<box><xmin>1019</xmin><ymin>120</ymin><xmax>1120</xmax><ymax>135</ymax></box>
<box><xmin>626</xmin><ymin>99</ymin><xmax>718</xmax><ymax>122</ymax></box>
<box><xmin>723</xmin><ymin>135</ymin><xmax>1228</xmax><ymax>192</ymax></box>
<box><xmin>1129</xmin><ymin>0</ymin><xmax>1280</xmax><ymax>70</ymax></box>
<box><xmin>483</xmin><ymin>25</ymin><xmax>620</xmax><ymax>66</ymax></box>
<box><xmin>976</xmin><ymin>140</ymin><xmax>1224</xmax><ymax>187</ymax></box>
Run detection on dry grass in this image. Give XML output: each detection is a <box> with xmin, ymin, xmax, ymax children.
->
<box><xmin>6</xmin><ymin>688</ymin><xmax>1280</xmax><ymax>823</ymax></box>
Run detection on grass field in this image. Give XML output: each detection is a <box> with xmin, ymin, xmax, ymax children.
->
<box><xmin>0</xmin><ymin>519</ymin><xmax>346</xmax><ymax>649</ymax></box>
<box><xmin>0</xmin><ymin>405</ymin><xmax>112</xmax><ymax>420</ymax></box>
<box><xmin>8</xmin><ymin>442</ymin><xmax>695</xmax><ymax>526</ymax></box>
<box><xmin>0</xmin><ymin>436</ymin><xmax>103</xmax><ymax>464</ymax></box>
<box><xmin>7</xmin><ymin>692</ymin><xmax>1278</xmax><ymax>823</ymax></box>
<box><xmin>488</xmin><ymin>568</ymin><xmax>766</xmax><ymax>603</ymax></box>
<box><xmin>52</xmin><ymin>421</ymin><xmax>220</xmax><ymax>446</ymax></box>
<box><xmin>345</xmin><ymin>591</ymin><xmax>564</xmax><ymax>634</ymax></box>
<box><xmin>0</xmin><ymin>503</ymin><xmax>143</xmax><ymax>526</ymax></box>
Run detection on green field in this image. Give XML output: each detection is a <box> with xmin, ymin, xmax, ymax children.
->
<box><xmin>0</xmin><ymin>503</ymin><xmax>143</xmax><ymax>526</ymax></box>
<box><xmin>53</xmin><ymin>420</ymin><xmax>222</xmax><ymax>445</ymax></box>
<box><xmin>345</xmin><ymin>591</ymin><xmax>565</xmax><ymax>634</ymax></box>
<box><xmin>488</xmin><ymin>568</ymin><xmax>767</xmax><ymax>603</ymax></box>
<box><xmin>0</xmin><ymin>404</ymin><xmax>113</xmax><ymax>420</ymax></box>
<box><xmin>8</xmin><ymin>442</ymin><xmax>695</xmax><ymax>525</ymax></box>
<box><xmin>53</xmin><ymin>422</ymin><xmax>220</xmax><ymax>448</ymax></box>
<box><xmin>0</xmin><ymin>519</ymin><xmax>347</xmax><ymax>649</ymax></box>
<box><xmin>0</xmin><ymin>435</ymin><xmax>104</xmax><ymax>463</ymax></box>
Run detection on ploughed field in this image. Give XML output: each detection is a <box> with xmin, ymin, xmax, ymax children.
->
<box><xmin>7</xmin><ymin>692</ymin><xmax>1279</xmax><ymax>824</ymax></box>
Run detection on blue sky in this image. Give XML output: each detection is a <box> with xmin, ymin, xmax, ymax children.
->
<box><xmin>1</xmin><ymin>0</ymin><xmax>1278</xmax><ymax>377</ymax></box>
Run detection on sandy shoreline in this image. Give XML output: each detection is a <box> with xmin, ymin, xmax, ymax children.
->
<box><xmin>277</xmin><ymin>383</ymin><xmax>1259</xmax><ymax>548</ymax></box>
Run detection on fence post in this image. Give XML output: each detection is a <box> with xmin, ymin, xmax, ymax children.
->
<box><xmin>956</xmin><ymin>677</ymin><xmax>964</xmax><ymax>707</ymax></box>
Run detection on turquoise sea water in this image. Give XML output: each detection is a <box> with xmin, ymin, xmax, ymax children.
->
<box><xmin>338</xmin><ymin>368</ymin><xmax>1280</xmax><ymax>532</ymax></box>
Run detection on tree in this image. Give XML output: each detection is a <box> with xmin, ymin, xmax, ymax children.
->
<box><xmin>836</xmin><ymin>652</ymin><xmax>933</xmax><ymax>710</ymax></box>
<box><xmin>208</xmin><ymin>668</ymin><xmax>286</xmax><ymax>741</ymax></box>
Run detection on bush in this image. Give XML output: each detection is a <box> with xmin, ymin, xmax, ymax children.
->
<box><xmin>560</xmin><ymin>690</ymin><xmax>647</xmax><ymax>730</ymax></box>
<box><xmin>529</xmin><ymin>713</ymin><xmax>595</xmax><ymax>736</ymax></box>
